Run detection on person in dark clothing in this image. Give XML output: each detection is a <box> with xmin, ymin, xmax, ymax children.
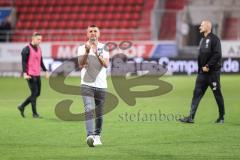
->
<box><xmin>17</xmin><ymin>32</ymin><xmax>49</xmax><ymax>118</ymax></box>
<box><xmin>179</xmin><ymin>20</ymin><xmax>225</xmax><ymax>124</ymax></box>
<box><xmin>0</xmin><ymin>16</ymin><xmax>12</xmax><ymax>42</ymax></box>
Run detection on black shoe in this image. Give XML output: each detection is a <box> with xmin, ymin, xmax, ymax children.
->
<box><xmin>179</xmin><ymin>116</ymin><xmax>194</xmax><ymax>123</ymax></box>
<box><xmin>215</xmin><ymin>118</ymin><xmax>224</xmax><ymax>124</ymax></box>
<box><xmin>17</xmin><ymin>106</ymin><xmax>25</xmax><ymax>118</ymax></box>
<box><xmin>33</xmin><ymin>114</ymin><xmax>42</xmax><ymax>119</ymax></box>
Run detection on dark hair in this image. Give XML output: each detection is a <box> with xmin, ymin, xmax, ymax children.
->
<box><xmin>32</xmin><ymin>32</ymin><xmax>41</xmax><ymax>37</ymax></box>
<box><xmin>88</xmin><ymin>25</ymin><xmax>99</xmax><ymax>29</ymax></box>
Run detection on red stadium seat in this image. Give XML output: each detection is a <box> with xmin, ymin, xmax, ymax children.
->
<box><xmin>125</xmin><ymin>5</ymin><xmax>133</xmax><ymax>12</ymax></box>
<box><xmin>48</xmin><ymin>0</ymin><xmax>58</xmax><ymax>6</ymax></box>
<box><xmin>41</xmin><ymin>21</ymin><xmax>49</xmax><ymax>29</ymax></box>
<box><xmin>105</xmin><ymin>13</ymin><xmax>114</xmax><ymax>20</ymax></box>
<box><xmin>108</xmin><ymin>5</ymin><xmax>115</xmax><ymax>13</ymax></box>
<box><xmin>132</xmin><ymin>12</ymin><xmax>140</xmax><ymax>20</ymax></box>
<box><xmin>13</xmin><ymin>0</ymin><xmax>151</xmax><ymax>41</ymax></box>
<box><xmin>62</xmin><ymin>6</ymin><xmax>72</xmax><ymax>13</ymax></box>
<box><xmin>223</xmin><ymin>17</ymin><xmax>239</xmax><ymax>39</ymax></box>
<box><xmin>18</xmin><ymin>6</ymin><xmax>28</xmax><ymax>13</ymax></box>
<box><xmin>96</xmin><ymin>0</ymin><xmax>109</xmax><ymax>5</ymax></box>
<box><xmin>36</xmin><ymin>14</ymin><xmax>43</xmax><ymax>21</ymax></box>
<box><xmin>16</xmin><ymin>21</ymin><xmax>24</xmax><ymax>29</ymax></box>
<box><xmin>15</xmin><ymin>0</ymin><xmax>22</xmax><ymax>7</ymax></box>
<box><xmin>98</xmin><ymin>6</ymin><xmax>107</xmax><ymax>13</ymax></box>
<box><xmin>130</xmin><ymin>21</ymin><xmax>138</xmax><ymax>28</ymax></box>
<box><xmin>136</xmin><ymin>0</ymin><xmax>144</xmax><ymax>5</ymax></box>
<box><xmin>96</xmin><ymin>13</ymin><xmax>105</xmax><ymax>20</ymax></box>
<box><xmin>58</xmin><ymin>0</ymin><xmax>66</xmax><ymax>6</ymax></box>
<box><xmin>65</xmin><ymin>0</ymin><xmax>75</xmax><ymax>6</ymax></box>
<box><xmin>71</xmin><ymin>13</ymin><xmax>78</xmax><ymax>20</ymax></box>
<box><xmin>81</xmin><ymin>6</ymin><xmax>88</xmax><ymax>13</ymax></box>
<box><xmin>26</xmin><ymin>14</ymin><xmax>34</xmax><ymax>21</ymax></box>
<box><xmin>133</xmin><ymin>5</ymin><xmax>142</xmax><ymax>12</ymax></box>
<box><xmin>110</xmin><ymin>0</ymin><xmax>118</xmax><ymax>5</ymax></box>
<box><xmin>22</xmin><ymin>0</ymin><xmax>32</xmax><ymax>6</ymax></box>
<box><xmin>111</xmin><ymin>21</ymin><xmax>120</xmax><ymax>28</ymax></box>
<box><xmin>52</xmin><ymin>14</ymin><xmax>61</xmax><ymax>21</ymax></box>
<box><xmin>32</xmin><ymin>21</ymin><xmax>40</xmax><ymax>29</ymax></box>
<box><xmin>41</xmin><ymin>0</ymin><xmax>48</xmax><ymax>6</ymax></box>
<box><xmin>114</xmin><ymin>13</ymin><xmax>122</xmax><ymax>20</ymax></box>
<box><xmin>31</xmin><ymin>0</ymin><xmax>40</xmax><ymax>6</ymax></box>
<box><xmin>88</xmin><ymin>13</ymin><xmax>96</xmax><ymax>20</ymax></box>
<box><xmin>67</xmin><ymin>21</ymin><xmax>75</xmax><ymax>29</ymax></box>
<box><xmin>118</xmin><ymin>0</ymin><xmax>127</xmax><ymax>5</ymax></box>
<box><xmin>88</xmin><ymin>6</ymin><xmax>97</xmax><ymax>12</ymax></box>
<box><xmin>38</xmin><ymin>7</ymin><xmax>45</xmax><ymax>13</ymax></box>
<box><xmin>123</xmin><ymin>13</ymin><xmax>131</xmax><ymax>20</ymax></box>
<box><xmin>62</xmin><ymin>13</ymin><xmax>70</xmax><ymax>21</ymax></box>
<box><xmin>57</xmin><ymin>21</ymin><xmax>67</xmax><ymax>29</ymax></box>
<box><xmin>50</xmin><ymin>21</ymin><xmax>58</xmax><ymax>29</ymax></box>
<box><xmin>79</xmin><ymin>13</ymin><xmax>87</xmax><ymax>20</ymax></box>
<box><xmin>115</xmin><ymin>6</ymin><xmax>124</xmax><ymax>12</ymax></box>
<box><xmin>102</xmin><ymin>21</ymin><xmax>111</xmax><ymax>28</ymax></box>
<box><xmin>25</xmin><ymin>21</ymin><xmax>32</xmax><ymax>29</ymax></box>
<box><xmin>44</xmin><ymin>14</ymin><xmax>51</xmax><ymax>21</ymax></box>
<box><xmin>165</xmin><ymin>0</ymin><xmax>186</xmax><ymax>10</ymax></box>
<box><xmin>45</xmin><ymin>7</ymin><xmax>54</xmax><ymax>13</ymax></box>
<box><xmin>71</xmin><ymin>6</ymin><xmax>81</xmax><ymax>13</ymax></box>
<box><xmin>54</xmin><ymin>6</ymin><xmax>62</xmax><ymax>13</ymax></box>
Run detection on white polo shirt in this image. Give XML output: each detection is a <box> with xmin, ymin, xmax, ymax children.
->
<box><xmin>77</xmin><ymin>42</ymin><xmax>109</xmax><ymax>88</ymax></box>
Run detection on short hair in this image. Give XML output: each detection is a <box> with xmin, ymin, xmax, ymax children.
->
<box><xmin>32</xmin><ymin>32</ymin><xmax>41</xmax><ymax>37</ymax></box>
<box><xmin>87</xmin><ymin>25</ymin><xmax>100</xmax><ymax>30</ymax></box>
<box><xmin>88</xmin><ymin>24</ymin><xmax>98</xmax><ymax>28</ymax></box>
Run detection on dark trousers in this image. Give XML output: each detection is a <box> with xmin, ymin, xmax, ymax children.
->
<box><xmin>20</xmin><ymin>76</ymin><xmax>41</xmax><ymax>115</ymax></box>
<box><xmin>189</xmin><ymin>71</ymin><xmax>225</xmax><ymax>119</ymax></box>
<box><xmin>80</xmin><ymin>84</ymin><xmax>106</xmax><ymax>136</ymax></box>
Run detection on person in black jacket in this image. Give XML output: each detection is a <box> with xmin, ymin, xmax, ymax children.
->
<box><xmin>17</xmin><ymin>32</ymin><xmax>49</xmax><ymax>118</ymax></box>
<box><xmin>179</xmin><ymin>20</ymin><xmax>225</xmax><ymax>124</ymax></box>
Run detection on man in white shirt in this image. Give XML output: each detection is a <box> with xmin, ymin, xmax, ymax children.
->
<box><xmin>78</xmin><ymin>25</ymin><xmax>109</xmax><ymax>147</ymax></box>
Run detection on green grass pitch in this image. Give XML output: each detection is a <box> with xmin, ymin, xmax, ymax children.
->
<box><xmin>0</xmin><ymin>75</ymin><xmax>240</xmax><ymax>160</ymax></box>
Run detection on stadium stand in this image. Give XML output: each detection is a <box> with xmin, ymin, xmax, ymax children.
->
<box><xmin>0</xmin><ymin>0</ymin><xmax>13</xmax><ymax>6</ymax></box>
<box><xmin>187</xmin><ymin>0</ymin><xmax>240</xmax><ymax>40</ymax></box>
<box><xmin>158</xmin><ymin>0</ymin><xmax>186</xmax><ymax>40</ymax></box>
<box><xmin>223</xmin><ymin>17</ymin><xmax>240</xmax><ymax>40</ymax></box>
<box><xmin>157</xmin><ymin>0</ymin><xmax>240</xmax><ymax>40</ymax></box>
<box><xmin>7</xmin><ymin>0</ymin><xmax>153</xmax><ymax>42</ymax></box>
<box><xmin>1</xmin><ymin>0</ymin><xmax>240</xmax><ymax>42</ymax></box>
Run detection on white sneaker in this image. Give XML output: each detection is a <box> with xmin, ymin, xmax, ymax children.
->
<box><xmin>93</xmin><ymin>135</ymin><xmax>102</xmax><ymax>146</ymax></box>
<box><xmin>86</xmin><ymin>135</ymin><xmax>94</xmax><ymax>147</ymax></box>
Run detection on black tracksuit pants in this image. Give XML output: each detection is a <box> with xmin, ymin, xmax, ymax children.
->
<box><xmin>189</xmin><ymin>71</ymin><xmax>225</xmax><ymax>119</ymax></box>
<box><xmin>20</xmin><ymin>76</ymin><xmax>41</xmax><ymax>115</ymax></box>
